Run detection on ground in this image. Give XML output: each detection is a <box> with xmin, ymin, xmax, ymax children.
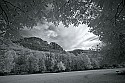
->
<box><xmin>0</xmin><ymin>68</ymin><xmax>125</xmax><ymax>83</ymax></box>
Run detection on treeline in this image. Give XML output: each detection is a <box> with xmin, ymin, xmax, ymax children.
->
<box><xmin>0</xmin><ymin>49</ymin><xmax>100</xmax><ymax>76</ymax></box>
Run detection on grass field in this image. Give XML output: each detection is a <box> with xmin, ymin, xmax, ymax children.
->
<box><xmin>0</xmin><ymin>68</ymin><xmax>125</xmax><ymax>83</ymax></box>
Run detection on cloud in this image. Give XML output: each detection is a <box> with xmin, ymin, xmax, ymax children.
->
<box><xmin>47</xmin><ymin>30</ymin><xmax>58</xmax><ymax>37</ymax></box>
<box><xmin>20</xmin><ymin>23</ymin><xmax>101</xmax><ymax>51</ymax></box>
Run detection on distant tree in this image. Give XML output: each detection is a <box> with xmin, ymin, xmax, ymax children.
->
<box><xmin>44</xmin><ymin>53</ymin><xmax>55</xmax><ymax>71</ymax></box>
<box><xmin>37</xmin><ymin>52</ymin><xmax>46</xmax><ymax>72</ymax></box>
<box><xmin>90</xmin><ymin>58</ymin><xmax>100</xmax><ymax>69</ymax></box>
<box><xmin>13</xmin><ymin>51</ymin><xmax>28</xmax><ymax>74</ymax></box>
<box><xmin>0</xmin><ymin>50</ymin><xmax>15</xmax><ymax>75</ymax></box>
<box><xmin>75</xmin><ymin>55</ymin><xmax>85</xmax><ymax>70</ymax></box>
<box><xmin>82</xmin><ymin>54</ymin><xmax>93</xmax><ymax>69</ymax></box>
<box><xmin>57</xmin><ymin>61</ymin><xmax>66</xmax><ymax>71</ymax></box>
<box><xmin>38</xmin><ymin>58</ymin><xmax>46</xmax><ymax>73</ymax></box>
<box><xmin>27</xmin><ymin>53</ymin><xmax>39</xmax><ymax>73</ymax></box>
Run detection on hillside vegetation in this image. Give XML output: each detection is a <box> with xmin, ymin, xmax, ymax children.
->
<box><xmin>0</xmin><ymin>37</ymin><xmax>100</xmax><ymax>75</ymax></box>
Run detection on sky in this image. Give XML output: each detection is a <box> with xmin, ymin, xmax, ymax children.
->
<box><xmin>20</xmin><ymin>22</ymin><xmax>101</xmax><ymax>51</ymax></box>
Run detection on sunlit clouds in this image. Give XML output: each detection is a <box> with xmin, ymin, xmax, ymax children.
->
<box><xmin>20</xmin><ymin>23</ymin><xmax>101</xmax><ymax>51</ymax></box>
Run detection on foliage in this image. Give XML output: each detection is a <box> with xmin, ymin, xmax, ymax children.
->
<box><xmin>50</xmin><ymin>0</ymin><xmax>125</xmax><ymax>63</ymax></box>
<box><xmin>0</xmin><ymin>43</ymin><xmax>101</xmax><ymax>75</ymax></box>
<box><xmin>0</xmin><ymin>0</ymin><xmax>51</xmax><ymax>39</ymax></box>
<box><xmin>57</xmin><ymin>61</ymin><xmax>66</xmax><ymax>71</ymax></box>
<box><xmin>1</xmin><ymin>0</ymin><xmax>124</xmax><ymax>75</ymax></box>
<box><xmin>0</xmin><ymin>50</ymin><xmax>15</xmax><ymax>74</ymax></box>
<box><xmin>0</xmin><ymin>37</ymin><xmax>102</xmax><ymax>75</ymax></box>
<box><xmin>0</xmin><ymin>0</ymin><xmax>100</xmax><ymax>38</ymax></box>
<box><xmin>89</xmin><ymin>0</ymin><xmax>125</xmax><ymax>63</ymax></box>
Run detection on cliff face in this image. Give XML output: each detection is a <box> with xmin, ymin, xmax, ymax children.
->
<box><xmin>12</xmin><ymin>37</ymin><xmax>65</xmax><ymax>53</ymax></box>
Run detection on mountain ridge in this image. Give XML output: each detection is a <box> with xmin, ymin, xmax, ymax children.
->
<box><xmin>12</xmin><ymin>37</ymin><xmax>65</xmax><ymax>53</ymax></box>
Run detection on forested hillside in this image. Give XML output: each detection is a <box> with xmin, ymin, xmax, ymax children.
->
<box><xmin>13</xmin><ymin>37</ymin><xmax>65</xmax><ymax>53</ymax></box>
<box><xmin>0</xmin><ymin>37</ymin><xmax>100</xmax><ymax>75</ymax></box>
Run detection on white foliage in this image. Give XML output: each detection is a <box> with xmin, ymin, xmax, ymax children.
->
<box><xmin>57</xmin><ymin>61</ymin><xmax>66</xmax><ymax>71</ymax></box>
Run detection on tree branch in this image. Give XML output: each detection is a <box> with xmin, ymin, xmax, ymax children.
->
<box><xmin>108</xmin><ymin>0</ymin><xmax>124</xmax><ymax>26</ymax></box>
<box><xmin>3</xmin><ymin>0</ymin><xmax>34</xmax><ymax>20</ymax></box>
<box><xmin>54</xmin><ymin>0</ymin><xmax>73</xmax><ymax>14</ymax></box>
<box><xmin>3</xmin><ymin>0</ymin><xmax>25</xmax><ymax>14</ymax></box>
<box><xmin>116</xmin><ymin>6</ymin><xmax>124</xmax><ymax>18</ymax></box>
<box><xmin>0</xmin><ymin>11</ymin><xmax>2</xmax><ymax>16</ymax></box>
<box><xmin>0</xmin><ymin>4</ymin><xmax>9</xmax><ymax>25</ymax></box>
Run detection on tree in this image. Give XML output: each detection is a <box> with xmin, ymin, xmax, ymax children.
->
<box><xmin>27</xmin><ymin>52</ymin><xmax>39</xmax><ymax>73</ymax></box>
<box><xmin>1</xmin><ymin>0</ymin><xmax>124</xmax><ymax>64</ymax></box>
<box><xmin>81</xmin><ymin>54</ymin><xmax>93</xmax><ymax>69</ymax></box>
<box><xmin>57</xmin><ymin>61</ymin><xmax>66</xmax><ymax>71</ymax></box>
<box><xmin>0</xmin><ymin>0</ymin><xmax>99</xmax><ymax>38</ymax></box>
<box><xmin>38</xmin><ymin>58</ymin><xmax>46</xmax><ymax>73</ymax></box>
<box><xmin>0</xmin><ymin>0</ymin><xmax>52</xmax><ymax>39</ymax></box>
<box><xmin>44</xmin><ymin>53</ymin><xmax>55</xmax><ymax>71</ymax></box>
<box><xmin>36</xmin><ymin>52</ymin><xmax>47</xmax><ymax>73</ymax></box>
<box><xmin>89</xmin><ymin>0</ymin><xmax>125</xmax><ymax>63</ymax></box>
<box><xmin>51</xmin><ymin>0</ymin><xmax>125</xmax><ymax>63</ymax></box>
<box><xmin>0</xmin><ymin>50</ymin><xmax>15</xmax><ymax>75</ymax></box>
<box><xmin>14</xmin><ymin>51</ymin><xmax>29</xmax><ymax>74</ymax></box>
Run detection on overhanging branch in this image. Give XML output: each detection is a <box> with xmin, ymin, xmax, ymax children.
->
<box><xmin>0</xmin><ymin>4</ymin><xmax>9</xmax><ymax>26</ymax></box>
<box><xmin>2</xmin><ymin>0</ymin><xmax>34</xmax><ymax>21</ymax></box>
<box><xmin>107</xmin><ymin>0</ymin><xmax>125</xmax><ymax>26</ymax></box>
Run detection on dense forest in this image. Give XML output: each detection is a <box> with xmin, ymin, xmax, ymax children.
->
<box><xmin>0</xmin><ymin>37</ymin><xmax>101</xmax><ymax>75</ymax></box>
<box><xmin>0</xmin><ymin>36</ymin><xmax>124</xmax><ymax>75</ymax></box>
<box><xmin>0</xmin><ymin>36</ymin><xmax>103</xmax><ymax>74</ymax></box>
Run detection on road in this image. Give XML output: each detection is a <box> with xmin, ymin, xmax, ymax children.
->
<box><xmin>0</xmin><ymin>68</ymin><xmax>125</xmax><ymax>83</ymax></box>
